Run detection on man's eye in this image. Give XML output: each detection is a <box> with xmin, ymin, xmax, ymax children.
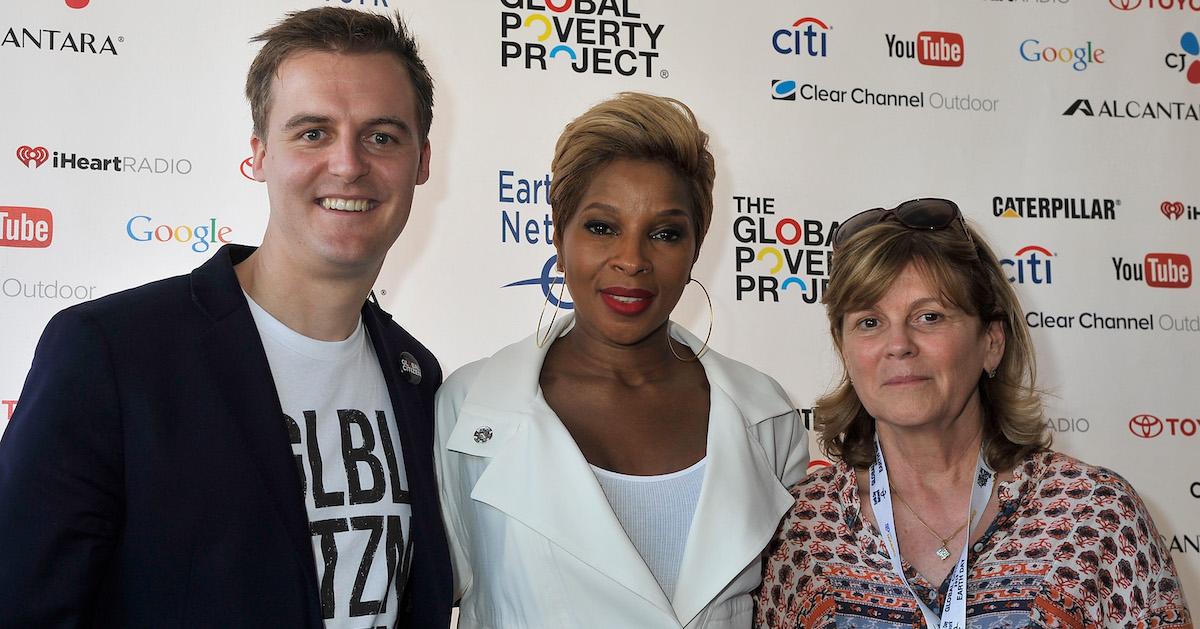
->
<box><xmin>369</xmin><ymin>132</ymin><xmax>394</xmax><ymax>145</ymax></box>
<box><xmin>302</xmin><ymin>129</ymin><xmax>324</xmax><ymax>142</ymax></box>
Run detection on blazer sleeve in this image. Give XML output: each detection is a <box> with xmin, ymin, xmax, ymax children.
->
<box><xmin>753</xmin><ymin>375</ymin><xmax>810</xmax><ymax>488</ymax></box>
<box><xmin>0</xmin><ymin>308</ymin><xmax>125</xmax><ymax>626</ymax></box>
<box><xmin>432</xmin><ymin>362</ymin><xmax>484</xmax><ymax>604</ymax></box>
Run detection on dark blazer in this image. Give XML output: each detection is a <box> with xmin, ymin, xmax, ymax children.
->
<box><xmin>0</xmin><ymin>244</ymin><xmax>452</xmax><ymax>628</ymax></box>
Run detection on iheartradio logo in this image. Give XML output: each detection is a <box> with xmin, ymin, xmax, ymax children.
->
<box><xmin>16</xmin><ymin>145</ymin><xmax>49</xmax><ymax>168</ymax></box>
<box><xmin>1163</xmin><ymin>201</ymin><xmax>1185</xmax><ymax>219</ymax></box>
<box><xmin>0</xmin><ymin>206</ymin><xmax>53</xmax><ymax>248</ymax></box>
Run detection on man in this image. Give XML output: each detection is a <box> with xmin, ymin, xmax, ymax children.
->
<box><xmin>0</xmin><ymin>8</ymin><xmax>451</xmax><ymax>627</ymax></box>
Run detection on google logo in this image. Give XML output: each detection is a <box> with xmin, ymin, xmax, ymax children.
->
<box><xmin>1019</xmin><ymin>39</ymin><xmax>1105</xmax><ymax>72</ymax></box>
<box><xmin>125</xmin><ymin>215</ymin><xmax>232</xmax><ymax>253</ymax></box>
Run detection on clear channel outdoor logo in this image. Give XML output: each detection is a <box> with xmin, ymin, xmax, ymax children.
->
<box><xmin>499</xmin><ymin>0</ymin><xmax>666</xmax><ymax>78</ymax></box>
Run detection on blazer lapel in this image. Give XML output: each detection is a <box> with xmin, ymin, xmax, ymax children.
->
<box><xmin>445</xmin><ymin>316</ymin><xmax>676</xmax><ymax>617</ymax></box>
<box><xmin>667</xmin><ymin>325</ymin><xmax>798</xmax><ymax>627</ymax></box>
<box><xmin>190</xmin><ymin>245</ymin><xmax>319</xmax><ymax>593</ymax></box>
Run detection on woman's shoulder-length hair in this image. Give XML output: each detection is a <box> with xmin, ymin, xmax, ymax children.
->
<box><xmin>814</xmin><ymin>219</ymin><xmax>1051</xmax><ymax>471</ymax></box>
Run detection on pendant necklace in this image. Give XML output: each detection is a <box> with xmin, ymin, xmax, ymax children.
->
<box><xmin>891</xmin><ymin>488</ymin><xmax>970</xmax><ymax>560</ymax></box>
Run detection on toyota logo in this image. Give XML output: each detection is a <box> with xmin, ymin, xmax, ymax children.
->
<box><xmin>1109</xmin><ymin>0</ymin><xmax>1142</xmax><ymax>9</ymax></box>
<box><xmin>1129</xmin><ymin>414</ymin><xmax>1163</xmax><ymax>438</ymax></box>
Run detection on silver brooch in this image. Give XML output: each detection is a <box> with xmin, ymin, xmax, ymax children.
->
<box><xmin>473</xmin><ymin>426</ymin><xmax>494</xmax><ymax>443</ymax></box>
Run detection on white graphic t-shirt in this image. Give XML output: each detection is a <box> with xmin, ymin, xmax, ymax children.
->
<box><xmin>247</xmin><ymin>295</ymin><xmax>411</xmax><ymax>628</ymax></box>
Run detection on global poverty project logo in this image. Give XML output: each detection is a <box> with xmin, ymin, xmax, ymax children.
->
<box><xmin>499</xmin><ymin>0</ymin><xmax>667</xmax><ymax>78</ymax></box>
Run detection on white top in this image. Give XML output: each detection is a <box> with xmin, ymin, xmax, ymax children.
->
<box><xmin>592</xmin><ymin>458</ymin><xmax>708</xmax><ymax>601</ymax></box>
<box><xmin>246</xmin><ymin>294</ymin><xmax>411</xmax><ymax>629</ymax></box>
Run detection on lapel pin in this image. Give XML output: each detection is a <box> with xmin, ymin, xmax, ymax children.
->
<box><xmin>399</xmin><ymin>352</ymin><xmax>422</xmax><ymax>385</ymax></box>
<box><xmin>473</xmin><ymin>426</ymin><xmax>493</xmax><ymax>443</ymax></box>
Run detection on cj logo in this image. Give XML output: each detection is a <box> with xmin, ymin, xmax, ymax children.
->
<box><xmin>16</xmin><ymin>146</ymin><xmax>49</xmax><ymax>168</ymax></box>
<box><xmin>1129</xmin><ymin>414</ymin><xmax>1163</xmax><ymax>438</ymax></box>
<box><xmin>1110</xmin><ymin>0</ymin><xmax>1142</xmax><ymax>9</ymax></box>
<box><xmin>504</xmin><ymin>255</ymin><xmax>574</xmax><ymax>309</ymax></box>
<box><xmin>1163</xmin><ymin>201</ymin><xmax>1185</xmax><ymax>219</ymax></box>
<box><xmin>1165</xmin><ymin>32</ymin><xmax>1200</xmax><ymax>84</ymax></box>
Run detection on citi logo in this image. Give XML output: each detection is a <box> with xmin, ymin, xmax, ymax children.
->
<box><xmin>1130</xmin><ymin>413</ymin><xmax>1200</xmax><ymax>438</ymax></box>
<box><xmin>885</xmin><ymin>32</ymin><xmax>964</xmax><ymax>67</ymax></box>
<box><xmin>1001</xmin><ymin>245</ymin><xmax>1054</xmax><ymax>284</ymax></box>
<box><xmin>1112</xmin><ymin>253</ymin><xmax>1192</xmax><ymax>288</ymax></box>
<box><xmin>773</xmin><ymin>17</ymin><xmax>829</xmax><ymax>57</ymax></box>
<box><xmin>1111</xmin><ymin>0</ymin><xmax>1200</xmax><ymax>10</ymax></box>
<box><xmin>1161</xmin><ymin>200</ymin><xmax>1199</xmax><ymax>220</ymax></box>
<box><xmin>0</xmin><ymin>207</ymin><xmax>53</xmax><ymax>249</ymax></box>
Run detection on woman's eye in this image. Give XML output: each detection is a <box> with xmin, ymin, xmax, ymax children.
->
<box><xmin>855</xmin><ymin>317</ymin><xmax>879</xmax><ymax>330</ymax></box>
<box><xmin>651</xmin><ymin>228</ymin><xmax>682</xmax><ymax>242</ymax></box>
<box><xmin>918</xmin><ymin>312</ymin><xmax>943</xmax><ymax>323</ymax></box>
<box><xmin>584</xmin><ymin>221</ymin><xmax>614</xmax><ymax>235</ymax></box>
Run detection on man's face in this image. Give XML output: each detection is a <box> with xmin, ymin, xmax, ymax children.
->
<box><xmin>251</xmin><ymin>50</ymin><xmax>430</xmax><ymax>276</ymax></box>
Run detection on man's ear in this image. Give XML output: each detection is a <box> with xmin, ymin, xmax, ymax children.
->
<box><xmin>416</xmin><ymin>139</ymin><xmax>431</xmax><ymax>185</ymax></box>
<box><xmin>250</xmin><ymin>134</ymin><xmax>267</xmax><ymax>183</ymax></box>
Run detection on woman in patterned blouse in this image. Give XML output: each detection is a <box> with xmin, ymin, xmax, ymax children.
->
<box><xmin>756</xmin><ymin>199</ymin><xmax>1192</xmax><ymax>629</ymax></box>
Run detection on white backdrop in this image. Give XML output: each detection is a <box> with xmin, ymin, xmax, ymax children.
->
<box><xmin>3</xmin><ymin>0</ymin><xmax>1199</xmax><ymax>610</ymax></box>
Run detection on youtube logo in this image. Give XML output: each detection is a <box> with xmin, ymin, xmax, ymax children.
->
<box><xmin>886</xmin><ymin>31</ymin><xmax>965</xmax><ymax>68</ymax></box>
<box><xmin>1145</xmin><ymin>253</ymin><xmax>1191</xmax><ymax>288</ymax></box>
<box><xmin>0</xmin><ymin>206</ymin><xmax>53</xmax><ymax>249</ymax></box>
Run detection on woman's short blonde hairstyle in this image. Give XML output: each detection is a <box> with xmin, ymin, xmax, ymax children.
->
<box><xmin>815</xmin><ymin>217</ymin><xmax>1050</xmax><ymax>471</ymax></box>
<box><xmin>550</xmin><ymin>92</ymin><xmax>715</xmax><ymax>257</ymax></box>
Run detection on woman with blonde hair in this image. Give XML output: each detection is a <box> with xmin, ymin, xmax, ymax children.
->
<box><xmin>756</xmin><ymin>199</ymin><xmax>1191</xmax><ymax>629</ymax></box>
<box><xmin>436</xmin><ymin>93</ymin><xmax>808</xmax><ymax>628</ymax></box>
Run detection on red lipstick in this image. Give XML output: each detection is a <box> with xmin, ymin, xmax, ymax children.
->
<box><xmin>600</xmin><ymin>287</ymin><xmax>654</xmax><ymax>316</ymax></box>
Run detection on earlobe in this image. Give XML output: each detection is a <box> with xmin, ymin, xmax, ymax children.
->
<box><xmin>985</xmin><ymin>319</ymin><xmax>1006</xmax><ymax>368</ymax></box>
<box><xmin>250</xmin><ymin>135</ymin><xmax>267</xmax><ymax>183</ymax></box>
<box><xmin>416</xmin><ymin>140</ymin><xmax>431</xmax><ymax>185</ymax></box>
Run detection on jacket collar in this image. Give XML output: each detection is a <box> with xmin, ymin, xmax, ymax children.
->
<box><xmin>460</xmin><ymin>313</ymin><xmax>794</xmax><ymax>426</ymax></box>
<box><xmin>447</xmin><ymin>314</ymin><xmax>796</xmax><ymax>625</ymax></box>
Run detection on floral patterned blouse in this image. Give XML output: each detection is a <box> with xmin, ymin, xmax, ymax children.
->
<box><xmin>756</xmin><ymin>450</ymin><xmax>1192</xmax><ymax>629</ymax></box>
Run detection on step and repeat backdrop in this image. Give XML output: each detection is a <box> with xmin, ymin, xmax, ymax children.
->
<box><xmin>3</xmin><ymin>0</ymin><xmax>1200</xmax><ymax>606</ymax></box>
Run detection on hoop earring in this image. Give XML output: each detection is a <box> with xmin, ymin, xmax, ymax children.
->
<box><xmin>535</xmin><ymin>275</ymin><xmax>566</xmax><ymax>348</ymax></box>
<box><xmin>668</xmin><ymin>278</ymin><xmax>713</xmax><ymax>362</ymax></box>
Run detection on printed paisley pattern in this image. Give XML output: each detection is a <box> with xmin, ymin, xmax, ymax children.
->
<box><xmin>756</xmin><ymin>451</ymin><xmax>1192</xmax><ymax>629</ymax></box>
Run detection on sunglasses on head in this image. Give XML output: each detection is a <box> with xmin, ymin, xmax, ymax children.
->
<box><xmin>831</xmin><ymin>198</ymin><xmax>974</xmax><ymax>251</ymax></box>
